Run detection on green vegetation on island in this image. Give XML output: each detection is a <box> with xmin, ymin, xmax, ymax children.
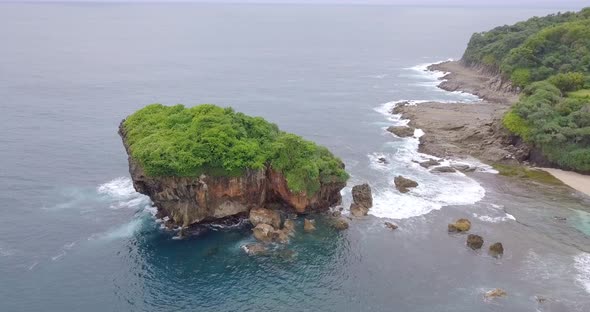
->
<box><xmin>122</xmin><ymin>104</ymin><xmax>349</xmax><ymax>196</ymax></box>
<box><xmin>463</xmin><ymin>7</ymin><xmax>590</xmax><ymax>172</ymax></box>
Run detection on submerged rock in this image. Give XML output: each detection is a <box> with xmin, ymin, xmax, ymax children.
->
<box><xmin>332</xmin><ymin>218</ymin><xmax>349</xmax><ymax>231</ymax></box>
<box><xmin>384</xmin><ymin>222</ymin><xmax>398</xmax><ymax>230</ymax></box>
<box><xmin>282</xmin><ymin>219</ymin><xmax>296</xmax><ymax>235</ymax></box>
<box><xmin>304</xmin><ymin>219</ymin><xmax>316</xmax><ymax>233</ymax></box>
<box><xmin>431</xmin><ymin>166</ymin><xmax>457</xmax><ymax>173</ymax></box>
<box><xmin>419</xmin><ymin>159</ymin><xmax>440</xmax><ymax>168</ymax></box>
<box><xmin>467</xmin><ymin>234</ymin><xmax>484</xmax><ymax>250</ymax></box>
<box><xmin>448</xmin><ymin>218</ymin><xmax>471</xmax><ymax>232</ymax></box>
<box><xmin>394</xmin><ymin>176</ymin><xmax>418</xmax><ymax>193</ymax></box>
<box><xmin>484</xmin><ymin>288</ymin><xmax>507</xmax><ymax>299</ymax></box>
<box><xmin>242</xmin><ymin>243</ymin><xmax>268</xmax><ymax>256</ymax></box>
<box><xmin>377</xmin><ymin>157</ymin><xmax>389</xmax><ymax>165</ymax></box>
<box><xmin>249</xmin><ymin>207</ymin><xmax>281</xmax><ymax>229</ymax></box>
<box><xmin>387</xmin><ymin>126</ymin><xmax>415</xmax><ymax>138</ymax></box>
<box><xmin>489</xmin><ymin>242</ymin><xmax>504</xmax><ymax>258</ymax></box>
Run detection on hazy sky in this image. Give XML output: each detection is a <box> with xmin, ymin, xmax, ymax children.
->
<box><xmin>4</xmin><ymin>0</ymin><xmax>588</xmax><ymax>8</ymax></box>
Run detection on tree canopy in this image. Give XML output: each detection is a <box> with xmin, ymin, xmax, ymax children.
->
<box><xmin>123</xmin><ymin>104</ymin><xmax>349</xmax><ymax>195</ymax></box>
<box><xmin>463</xmin><ymin>7</ymin><xmax>590</xmax><ymax>172</ymax></box>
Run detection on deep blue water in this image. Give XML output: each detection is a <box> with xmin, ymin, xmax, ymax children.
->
<box><xmin>1</xmin><ymin>3</ymin><xmax>590</xmax><ymax>311</ymax></box>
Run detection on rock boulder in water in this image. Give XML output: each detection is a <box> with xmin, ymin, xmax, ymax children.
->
<box><xmin>249</xmin><ymin>207</ymin><xmax>281</xmax><ymax>229</ymax></box>
<box><xmin>352</xmin><ymin>183</ymin><xmax>373</xmax><ymax>209</ymax></box>
<box><xmin>332</xmin><ymin>218</ymin><xmax>349</xmax><ymax>231</ymax></box>
<box><xmin>448</xmin><ymin>218</ymin><xmax>471</xmax><ymax>232</ymax></box>
<box><xmin>350</xmin><ymin>203</ymin><xmax>369</xmax><ymax>217</ymax></box>
<box><xmin>242</xmin><ymin>243</ymin><xmax>268</xmax><ymax>256</ymax></box>
<box><xmin>304</xmin><ymin>219</ymin><xmax>316</xmax><ymax>233</ymax></box>
<box><xmin>489</xmin><ymin>242</ymin><xmax>504</xmax><ymax>257</ymax></box>
<box><xmin>484</xmin><ymin>288</ymin><xmax>507</xmax><ymax>299</ymax></box>
<box><xmin>394</xmin><ymin>176</ymin><xmax>418</xmax><ymax>193</ymax></box>
<box><xmin>253</xmin><ymin>224</ymin><xmax>276</xmax><ymax>242</ymax></box>
<box><xmin>419</xmin><ymin>159</ymin><xmax>440</xmax><ymax>168</ymax></box>
<box><xmin>467</xmin><ymin>234</ymin><xmax>484</xmax><ymax>249</ymax></box>
<box><xmin>384</xmin><ymin>222</ymin><xmax>398</xmax><ymax>230</ymax></box>
<box><xmin>387</xmin><ymin>126</ymin><xmax>415</xmax><ymax>137</ymax></box>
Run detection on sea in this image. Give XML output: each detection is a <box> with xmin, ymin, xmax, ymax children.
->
<box><xmin>1</xmin><ymin>2</ymin><xmax>589</xmax><ymax>311</ymax></box>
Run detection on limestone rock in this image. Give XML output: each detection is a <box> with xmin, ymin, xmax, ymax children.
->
<box><xmin>484</xmin><ymin>288</ymin><xmax>507</xmax><ymax>299</ymax></box>
<box><xmin>431</xmin><ymin>166</ymin><xmax>457</xmax><ymax>173</ymax></box>
<box><xmin>350</xmin><ymin>203</ymin><xmax>369</xmax><ymax>217</ymax></box>
<box><xmin>467</xmin><ymin>234</ymin><xmax>484</xmax><ymax>250</ymax></box>
<box><xmin>489</xmin><ymin>242</ymin><xmax>504</xmax><ymax>258</ymax></box>
<box><xmin>282</xmin><ymin>219</ymin><xmax>295</xmax><ymax>235</ymax></box>
<box><xmin>384</xmin><ymin>222</ymin><xmax>398</xmax><ymax>230</ymax></box>
<box><xmin>252</xmin><ymin>224</ymin><xmax>276</xmax><ymax>242</ymax></box>
<box><xmin>394</xmin><ymin>176</ymin><xmax>418</xmax><ymax>193</ymax></box>
<box><xmin>304</xmin><ymin>219</ymin><xmax>316</xmax><ymax>233</ymax></box>
<box><xmin>387</xmin><ymin>126</ymin><xmax>415</xmax><ymax>138</ymax></box>
<box><xmin>448</xmin><ymin>218</ymin><xmax>471</xmax><ymax>232</ymax></box>
<box><xmin>249</xmin><ymin>207</ymin><xmax>281</xmax><ymax>229</ymax></box>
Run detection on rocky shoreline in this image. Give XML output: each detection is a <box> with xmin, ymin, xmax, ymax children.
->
<box><xmin>394</xmin><ymin>61</ymin><xmax>530</xmax><ymax>165</ymax></box>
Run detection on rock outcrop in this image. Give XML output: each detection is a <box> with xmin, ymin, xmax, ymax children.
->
<box><xmin>419</xmin><ymin>159</ymin><xmax>440</xmax><ymax>168</ymax></box>
<box><xmin>448</xmin><ymin>218</ymin><xmax>471</xmax><ymax>232</ymax></box>
<box><xmin>431</xmin><ymin>166</ymin><xmax>456</xmax><ymax>173</ymax></box>
<box><xmin>249</xmin><ymin>207</ymin><xmax>281</xmax><ymax>229</ymax></box>
<box><xmin>350</xmin><ymin>183</ymin><xmax>373</xmax><ymax>217</ymax></box>
<box><xmin>387</xmin><ymin>126</ymin><xmax>415</xmax><ymax>138</ymax></box>
<box><xmin>119</xmin><ymin>123</ymin><xmax>346</xmax><ymax>227</ymax></box>
<box><xmin>467</xmin><ymin>234</ymin><xmax>484</xmax><ymax>250</ymax></box>
<box><xmin>332</xmin><ymin>218</ymin><xmax>349</xmax><ymax>231</ymax></box>
<box><xmin>484</xmin><ymin>288</ymin><xmax>507</xmax><ymax>299</ymax></box>
<box><xmin>394</xmin><ymin>176</ymin><xmax>418</xmax><ymax>193</ymax></box>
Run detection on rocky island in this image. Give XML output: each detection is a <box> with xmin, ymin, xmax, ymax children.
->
<box><xmin>119</xmin><ymin>104</ymin><xmax>349</xmax><ymax>227</ymax></box>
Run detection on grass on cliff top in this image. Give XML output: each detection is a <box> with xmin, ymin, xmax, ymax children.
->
<box><xmin>492</xmin><ymin>164</ymin><xmax>563</xmax><ymax>185</ymax></box>
<box><xmin>568</xmin><ymin>89</ymin><xmax>590</xmax><ymax>99</ymax></box>
<box><xmin>123</xmin><ymin>104</ymin><xmax>349</xmax><ymax>196</ymax></box>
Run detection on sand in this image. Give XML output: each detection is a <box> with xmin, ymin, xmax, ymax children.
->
<box><xmin>539</xmin><ymin>168</ymin><xmax>590</xmax><ymax>197</ymax></box>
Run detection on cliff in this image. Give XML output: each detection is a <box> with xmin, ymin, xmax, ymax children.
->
<box><xmin>118</xmin><ymin>104</ymin><xmax>347</xmax><ymax>227</ymax></box>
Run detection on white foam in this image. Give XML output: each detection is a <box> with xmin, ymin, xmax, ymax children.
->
<box><xmin>472</xmin><ymin>213</ymin><xmax>515</xmax><ymax>223</ymax></box>
<box><xmin>97</xmin><ymin>177</ymin><xmax>152</xmax><ymax>210</ymax></box>
<box><xmin>574</xmin><ymin>253</ymin><xmax>590</xmax><ymax>294</ymax></box>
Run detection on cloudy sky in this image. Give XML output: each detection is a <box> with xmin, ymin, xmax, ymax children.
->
<box><xmin>4</xmin><ymin>0</ymin><xmax>588</xmax><ymax>8</ymax></box>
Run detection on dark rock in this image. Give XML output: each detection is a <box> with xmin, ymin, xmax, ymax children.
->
<box><xmin>467</xmin><ymin>234</ymin><xmax>484</xmax><ymax>250</ymax></box>
<box><xmin>489</xmin><ymin>242</ymin><xmax>504</xmax><ymax>258</ymax></box>
<box><xmin>377</xmin><ymin>157</ymin><xmax>389</xmax><ymax>164</ymax></box>
<box><xmin>419</xmin><ymin>159</ymin><xmax>440</xmax><ymax>168</ymax></box>
<box><xmin>332</xmin><ymin>210</ymin><xmax>342</xmax><ymax>218</ymax></box>
<box><xmin>448</xmin><ymin>218</ymin><xmax>471</xmax><ymax>232</ymax></box>
<box><xmin>394</xmin><ymin>176</ymin><xmax>418</xmax><ymax>193</ymax></box>
<box><xmin>384</xmin><ymin>222</ymin><xmax>398</xmax><ymax>230</ymax></box>
<box><xmin>387</xmin><ymin>126</ymin><xmax>415</xmax><ymax>138</ymax></box>
<box><xmin>431</xmin><ymin>166</ymin><xmax>457</xmax><ymax>173</ymax></box>
<box><xmin>352</xmin><ymin>183</ymin><xmax>373</xmax><ymax>209</ymax></box>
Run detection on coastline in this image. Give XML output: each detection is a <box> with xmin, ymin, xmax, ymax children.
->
<box><xmin>397</xmin><ymin>60</ymin><xmax>590</xmax><ymax>197</ymax></box>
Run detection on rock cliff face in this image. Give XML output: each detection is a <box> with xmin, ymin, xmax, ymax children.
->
<box><xmin>119</xmin><ymin>122</ymin><xmax>345</xmax><ymax>226</ymax></box>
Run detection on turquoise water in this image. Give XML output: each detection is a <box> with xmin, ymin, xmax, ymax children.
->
<box><xmin>1</xmin><ymin>3</ymin><xmax>589</xmax><ymax>311</ymax></box>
